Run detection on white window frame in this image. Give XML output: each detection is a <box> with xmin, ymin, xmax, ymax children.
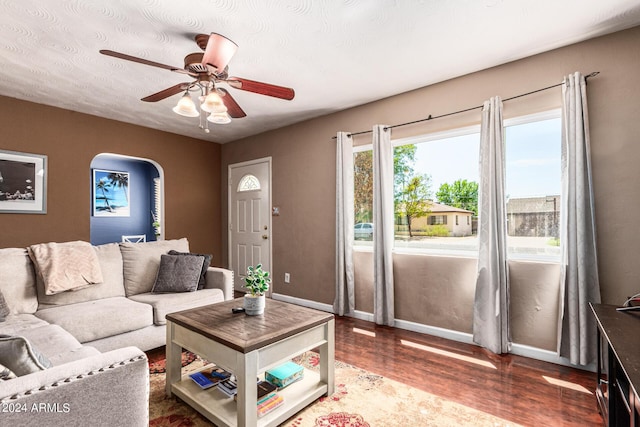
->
<box><xmin>351</xmin><ymin>111</ymin><xmax>562</xmax><ymax>262</ymax></box>
<box><xmin>353</xmin><ymin>145</ymin><xmax>374</xmax><ymax>250</ymax></box>
<box><xmin>504</xmin><ymin>109</ymin><xmax>561</xmax><ymax>127</ymax></box>
<box><xmin>504</xmin><ymin>108</ymin><xmax>562</xmax><ymax>263</ymax></box>
<box><xmin>353</xmin><ymin>126</ymin><xmax>482</xmax><ymax>256</ymax></box>
<box><xmin>392</xmin><ymin>125</ymin><xmax>481</xmax><ymax>257</ymax></box>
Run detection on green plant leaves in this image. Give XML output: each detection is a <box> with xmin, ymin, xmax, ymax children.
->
<box><xmin>243</xmin><ymin>263</ymin><xmax>271</xmax><ymax>296</ymax></box>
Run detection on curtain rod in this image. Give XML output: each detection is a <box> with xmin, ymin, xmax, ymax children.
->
<box><xmin>333</xmin><ymin>71</ymin><xmax>599</xmax><ymax>139</ymax></box>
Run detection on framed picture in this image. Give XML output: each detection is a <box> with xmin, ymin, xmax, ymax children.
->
<box><xmin>93</xmin><ymin>169</ymin><xmax>130</xmax><ymax>217</ymax></box>
<box><xmin>0</xmin><ymin>149</ymin><xmax>47</xmax><ymax>214</ymax></box>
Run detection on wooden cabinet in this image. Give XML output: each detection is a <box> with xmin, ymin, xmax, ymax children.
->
<box><xmin>591</xmin><ymin>304</ymin><xmax>640</xmax><ymax>426</ymax></box>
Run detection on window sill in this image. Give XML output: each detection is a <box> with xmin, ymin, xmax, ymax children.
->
<box><xmin>353</xmin><ymin>244</ymin><xmax>561</xmax><ymax>264</ymax></box>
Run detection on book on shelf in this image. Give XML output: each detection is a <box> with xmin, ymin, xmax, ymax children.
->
<box><xmin>265</xmin><ymin>361</ymin><xmax>304</xmax><ymax>389</ymax></box>
<box><xmin>217</xmin><ymin>377</ymin><xmax>238</xmax><ymax>397</ymax></box>
<box><xmin>188</xmin><ymin>367</ymin><xmax>232</xmax><ymax>390</ymax></box>
<box><xmin>257</xmin><ymin>394</ymin><xmax>284</xmax><ymax>417</ymax></box>
<box><xmin>233</xmin><ymin>380</ymin><xmax>278</xmax><ymax>402</ymax></box>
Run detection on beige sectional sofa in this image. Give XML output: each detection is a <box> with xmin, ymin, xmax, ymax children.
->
<box><xmin>0</xmin><ymin>238</ymin><xmax>234</xmax><ymax>427</ymax></box>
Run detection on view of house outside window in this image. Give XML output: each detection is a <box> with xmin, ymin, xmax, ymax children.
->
<box><xmin>505</xmin><ymin>112</ymin><xmax>561</xmax><ymax>260</ymax></box>
<box><xmin>353</xmin><ymin>128</ymin><xmax>481</xmax><ymax>255</ymax></box>
<box><xmin>353</xmin><ymin>110</ymin><xmax>562</xmax><ymax>261</ymax></box>
<box><xmin>392</xmin><ymin>129</ymin><xmax>480</xmax><ymax>254</ymax></box>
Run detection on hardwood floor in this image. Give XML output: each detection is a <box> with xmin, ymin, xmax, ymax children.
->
<box><xmin>333</xmin><ymin>316</ymin><xmax>602</xmax><ymax>427</ymax></box>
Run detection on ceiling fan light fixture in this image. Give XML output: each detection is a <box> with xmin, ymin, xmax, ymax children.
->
<box><xmin>200</xmin><ymin>91</ymin><xmax>224</xmax><ymax>113</ymax></box>
<box><xmin>202</xmin><ymin>33</ymin><xmax>238</xmax><ymax>73</ymax></box>
<box><xmin>207</xmin><ymin>111</ymin><xmax>231</xmax><ymax>124</ymax></box>
<box><xmin>172</xmin><ymin>92</ymin><xmax>199</xmax><ymax>117</ymax></box>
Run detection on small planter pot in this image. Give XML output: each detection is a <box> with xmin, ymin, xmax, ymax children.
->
<box><xmin>243</xmin><ymin>294</ymin><xmax>266</xmax><ymax>315</ymax></box>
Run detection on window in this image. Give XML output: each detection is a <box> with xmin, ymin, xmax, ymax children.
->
<box><xmin>237</xmin><ymin>174</ymin><xmax>260</xmax><ymax>192</ymax></box>
<box><xmin>504</xmin><ymin>110</ymin><xmax>561</xmax><ymax>260</ymax></box>
<box><xmin>354</xmin><ymin>148</ymin><xmax>373</xmax><ymax>244</ymax></box>
<box><xmin>351</xmin><ymin>110</ymin><xmax>561</xmax><ymax>260</ymax></box>
<box><xmin>393</xmin><ymin>127</ymin><xmax>480</xmax><ymax>254</ymax></box>
<box><xmin>429</xmin><ymin>215</ymin><xmax>447</xmax><ymax>225</ymax></box>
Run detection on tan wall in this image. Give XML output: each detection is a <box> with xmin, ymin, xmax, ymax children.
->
<box><xmin>356</xmin><ymin>253</ymin><xmax>560</xmax><ymax>351</ymax></box>
<box><xmin>0</xmin><ymin>97</ymin><xmax>223</xmax><ymax>260</ymax></box>
<box><xmin>222</xmin><ymin>25</ymin><xmax>640</xmax><ymax>349</ymax></box>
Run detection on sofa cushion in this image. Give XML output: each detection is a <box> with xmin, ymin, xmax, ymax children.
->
<box><xmin>168</xmin><ymin>250</ymin><xmax>212</xmax><ymax>289</ymax></box>
<box><xmin>120</xmin><ymin>238</ymin><xmax>190</xmax><ymax>296</ymax></box>
<box><xmin>28</xmin><ymin>241</ymin><xmax>103</xmax><ymax>295</ymax></box>
<box><xmin>17</xmin><ymin>324</ymin><xmax>101</xmax><ymax>366</ymax></box>
<box><xmin>151</xmin><ymin>254</ymin><xmax>204</xmax><ymax>294</ymax></box>
<box><xmin>0</xmin><ymin>334</ymin><xmax>51</xmax><ymax>376</ymax></box>
<box><xmin>0</xmin><ymin>248</ymin><xmax>38</xmax><ymax>314</ymax></box>
<box><xmin>36</xmin><ymin>242</ymin><xmax>125</xmax><ymax>308</ymax></box>
<box><xmin>0</xmin><ymin>314</ymin><xmax>50</xmax><ymax>336</ymax></box>
<box><xmin>129</xmin><ymin>288</ymin><xmax>225</xmax><ymax>325</ymax></box>
<box><xmin>35</xmin><ymin>297</ymin><xmax>153</xmax><ymax>343</ymax></box>
<box><xmin>0</xmin><ymin>290</ymin><xmax>9</xmax><ymax>321</ymax></box>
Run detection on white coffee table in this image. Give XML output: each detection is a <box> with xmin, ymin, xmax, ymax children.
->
<box><xmin>165</xmin><ymin>298</ymin><xmax>335</xmax><ymax>427</ymax></box>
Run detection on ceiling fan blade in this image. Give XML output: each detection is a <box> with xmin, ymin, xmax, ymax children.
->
<box><xmin>200</xmin><ymin>33</ymin><xmax>238</xmax><ymax>74</ymax></box>
<box><xmin>226</xmin><ymin>77</ymin><xmax>295</xmax><ymax>100</ymax></box>
<box><xmin>99</xmin><ymin>49</ymin><xmax>189</xmax><ymax>74</ymax></box>
<box><xmin>141</xmin><ymin>83</ymin><xmax>190</xmax><ymax>102</ymax></box>
<box><xmin>217</xmin><ymin>88</ymin><xmax>246</xmax><ymax>118</ymax></box>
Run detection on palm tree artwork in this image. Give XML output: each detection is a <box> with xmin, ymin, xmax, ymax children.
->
<box><xmin>95</xmin><ymin>178</ymin><xmax>113</xmax><ymax>212</ymax></box>
<box><xmin>93</xmin><ymin>169</ymin><xmax>130</xmax><ymax>216</ymax></box>
<box><xmin>107</xmin><ymin>172</ymin><xmax>129</xmax><ymax>202</ymax></box>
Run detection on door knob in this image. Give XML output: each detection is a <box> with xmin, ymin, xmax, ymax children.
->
<box><xmin>262</xmin><ymin>235</ymin><xmax>268</xmax><ymax>240</ymax></box>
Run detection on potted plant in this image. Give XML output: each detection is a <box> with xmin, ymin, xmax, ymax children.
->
<box><xmin>243</xmin><ymin>263</ymin><xmax>271</xmax><ymax>315</ymax></box>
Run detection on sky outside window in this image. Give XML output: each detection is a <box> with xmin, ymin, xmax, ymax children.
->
<box><xmin>412</xmin><ymin>118</ymin><xmax>561</xmax><ymax>199</ymax></box>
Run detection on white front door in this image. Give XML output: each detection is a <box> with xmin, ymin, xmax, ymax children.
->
<box><xmin>228</xmin><ymin>158</ymin><xmax>271</xmax><ymax>294</ymax></box>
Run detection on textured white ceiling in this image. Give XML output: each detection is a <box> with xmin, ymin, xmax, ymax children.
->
<box><xmin>1</xmin><ymin>1</ymin><xmax>639</xmax><ymax>143</ymax></box>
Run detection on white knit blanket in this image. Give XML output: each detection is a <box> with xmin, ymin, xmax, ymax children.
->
<box><xmin>28</xmin><ymin>241</ymin><xmax>104</xmax><ymax>295</ymax></box>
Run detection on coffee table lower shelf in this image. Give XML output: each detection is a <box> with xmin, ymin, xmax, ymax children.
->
<box><xmin>171</xmin><ymin>368</ymin><xmax>325</xmax><ymax>427</ymax></box>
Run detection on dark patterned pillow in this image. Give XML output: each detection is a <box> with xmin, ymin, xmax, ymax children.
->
<box><xmin>0</xmin><ymin>290</ymin><xmax>9</xmax><ymax>322</ymax></box>
<box><xmin>151</xmin><ymin>254</ymin><xmax>204</xmax><ymax>294</ymax></box>
<box><xmin>168</xmin><ymin>250</ymin><xmax>212</xmax><ymax>290</ymax></box>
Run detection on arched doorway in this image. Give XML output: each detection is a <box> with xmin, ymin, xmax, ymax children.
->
<box><xmin>90</xmin><ymin>153</ymin><xmax>164</xmax><ymax>245</ymax></box>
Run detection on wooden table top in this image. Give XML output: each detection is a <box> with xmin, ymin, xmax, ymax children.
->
<box><xmin>166</xmin><ymin>298</ymin><xmax>335</xmax><ymax>353</ymax></box>
<box><xmin>591</xmin><ymin>303</ymin><xmax>640</xmax><ymax>400</ymax></box>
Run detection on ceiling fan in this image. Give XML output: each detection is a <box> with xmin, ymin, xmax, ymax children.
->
<box><xmin>100</xmin><ymin>32</ymin><xmax>295</xmax><ymax>132</ymax></box>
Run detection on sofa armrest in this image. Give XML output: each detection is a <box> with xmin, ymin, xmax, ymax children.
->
<box><xmin>204</xmin><ymin>266</ymin><xmax>234</xmax><ymax>300</ymax></box>
<box><xmin>0</xmin><ymin>346</ymin><xmax>148</xmax><ymax>427</ymax></box>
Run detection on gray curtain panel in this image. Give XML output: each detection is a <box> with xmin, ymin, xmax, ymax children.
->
<box><xmin>372</xmin><ymin>125</ymin><xmax>395</xmax><ymax>326</ymax></box>
<box><xmin>334</xmin><ymin>132</ymin><xmax>355</xmax><ymax>316</ymax></box>
<box><xmin>558</xmin><ymin>72</ymin><xmax>601</xmax><ymax>366</ymax></box>
<box><xmin>473</xmin><ymin>96</ymin><xmax>511</xmax><ymax>354</ymax></box>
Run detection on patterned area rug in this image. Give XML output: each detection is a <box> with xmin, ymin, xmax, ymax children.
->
<box><xmin>148</xmin><ymin>351</ymin><xmax>522</xmax><ymax>427</ymax></box>
<box><xmin>148</xmin><ymin>349</ymin><xmax>198</xmax><ymax>374</ymax></box>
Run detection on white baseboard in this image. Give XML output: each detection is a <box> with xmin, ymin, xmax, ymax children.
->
<box><xmin>510</xmin><ymin>343</ymin><xmax>596</xmax><ymax>372</ymax></box>
<box><xmin>271</xmin><ymin>293</ymin><xmax>593</xmax><ymax>371</ymax></box>
<box><xmin>271</xmin><ymin>293</ymin><xmax>334</xmax><ymax>313</ymax></box>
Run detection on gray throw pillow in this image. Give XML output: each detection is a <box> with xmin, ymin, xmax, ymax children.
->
<box><xmin>168</xmin><ymin>250</ymin><xmax>212</xmax><ymax>290</ymax></box>
<box><xmin>0</xmin><ymin>335</ymin><xmax>52</xmax><ymax>377</ymax></box>
<box><xmin>151</xmin><ymin>254</ymin><xmax>205</xmax><ymax>294</ymax></box>
<box><xmin>0</xmin><ymin>290</ymin><xmax>9</xmax><ymax>322</ymax></box>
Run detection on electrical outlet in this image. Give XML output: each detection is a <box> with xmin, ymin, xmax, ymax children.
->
<box><xmin>284</xmin><ymin>273</ymin><xmax>290</xmax><ymax>283</ymax></box>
